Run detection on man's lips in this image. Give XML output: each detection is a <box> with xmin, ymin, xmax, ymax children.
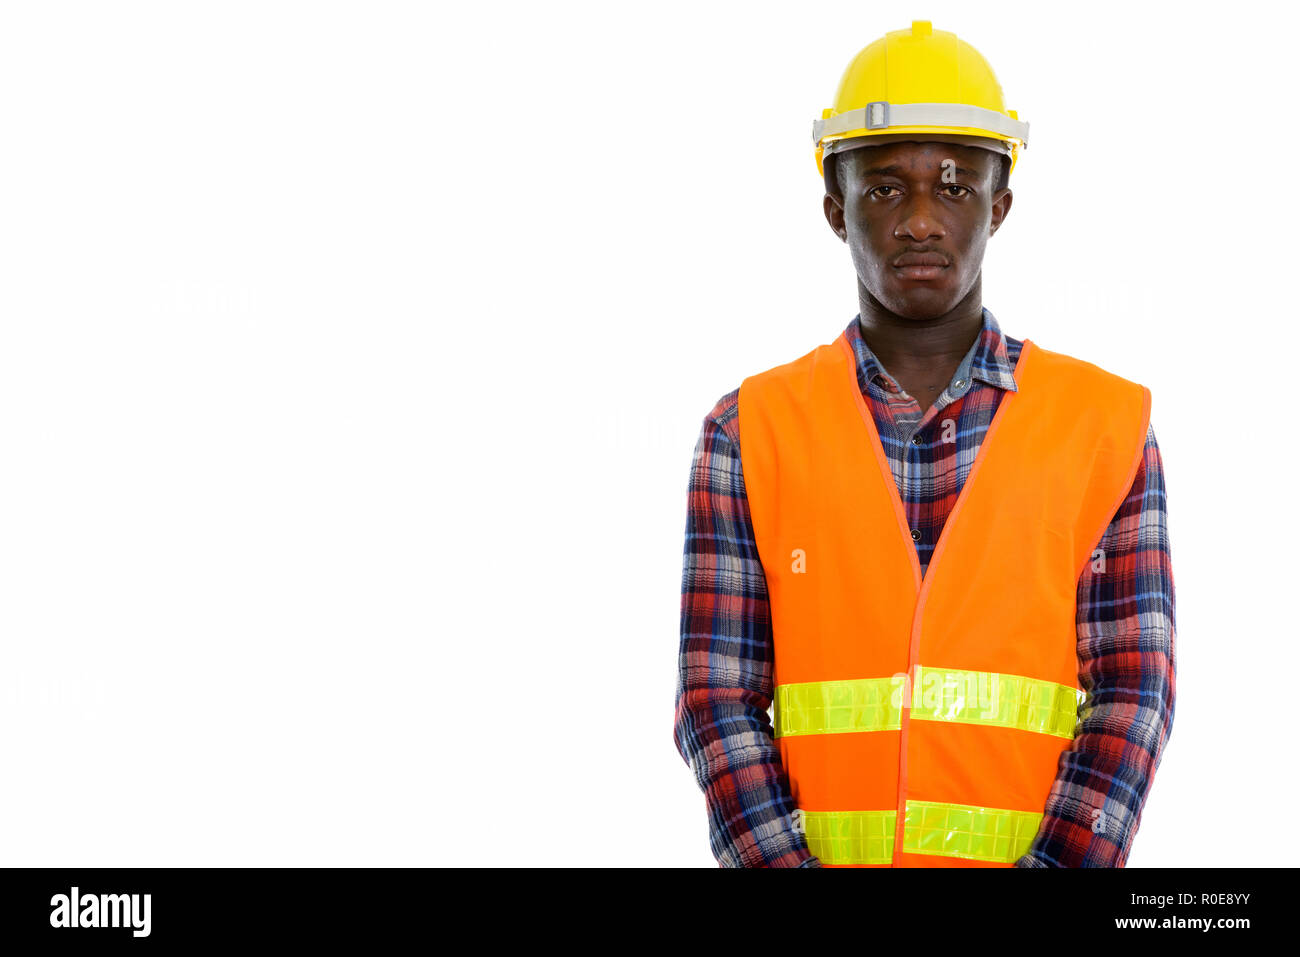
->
<box><xmin>893</xmin><ymin>252</ymin><xmax>949</xmax><ymax>267</ymax></box>
<box><xmin>892</xmin><ymin>251</ymin><xmax>949</xmax><ymax>280</ymax></box>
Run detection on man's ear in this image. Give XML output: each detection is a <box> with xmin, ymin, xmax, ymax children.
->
<box><xmin>989</xmin><ymin>188</ymin><xmax>1013</xmax><ymax>236</ymax></box>
<box><xmin>824</xmin><ymin>190</ymin><xmax>847</xmax><ymax>243</ymax></box>
<box><xmin>822</xmin><ymin>154</ymin><xmax>848</xmax><ymax>242</ymax></box>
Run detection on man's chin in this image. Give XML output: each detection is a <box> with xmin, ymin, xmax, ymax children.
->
<box><xmin>872</xmin><ymin>288</ymin><xmax>961</xmax><ymax>321</ymax></box>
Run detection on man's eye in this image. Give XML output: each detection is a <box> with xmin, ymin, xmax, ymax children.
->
<box><xmin>944</xmin><ymin>185</ymin><xmax>970</xmax><ymax>197</ymax></box>
<box><xmin>870</xmin><ymin>185</ymin><xmax>900</xmax><ymax>198</ymax></box>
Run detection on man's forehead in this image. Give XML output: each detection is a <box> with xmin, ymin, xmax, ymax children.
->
<box><xmin>847</xmin><ymin>140</ymin><xmax>995</xmax><ymax>166</ymax></box>
<box><xmin>837</xmin><ymin>142</ymin><xmax>1000</xmax><ymax>186</ymax></box>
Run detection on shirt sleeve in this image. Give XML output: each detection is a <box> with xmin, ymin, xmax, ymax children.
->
<box><xmin>673</xmin><ymin>391</ymin><xmax>820</xmax><ymax>867</ymax></box>
<box><xmin>1014</xmin><ymin>421</ymin><xmax>1177</xmax><ymax>867</ymax></box>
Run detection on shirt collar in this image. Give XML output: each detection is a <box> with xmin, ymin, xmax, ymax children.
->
<box><xmin>842</xmin><ymin>306</ymin><xmax>1020</xmax><ymax>396</ymax></box>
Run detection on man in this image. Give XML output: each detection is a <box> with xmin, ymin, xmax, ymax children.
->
<box><xmin>673</xmin><ymin>21</ymin><xmax>1176</xmax><ymax>867</ymax></box>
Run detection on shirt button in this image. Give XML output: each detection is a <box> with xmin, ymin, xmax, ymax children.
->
<box><xmin>910</xmin><ymin>434</ymin><xmax>922</xmax><ymax>445</ymax></box>
<box><xmin>954</xmin><ymin>378</ymin><xmax>968</xmax><ymax>389</ymax></box>
<box><xmin>911</xmin><ymin>528</ymin><xmax>921</xmax><ymax>541</ymax></box>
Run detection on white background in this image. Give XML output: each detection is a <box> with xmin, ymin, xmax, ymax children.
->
<box><xmin>0</xmin><ymin>0</ymin><xmax>1292</xmax><ymax>866</ymax></box>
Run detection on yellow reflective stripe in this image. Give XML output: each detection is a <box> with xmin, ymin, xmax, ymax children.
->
<box><xmin>774</xmin><ymin>668</ymin><xmax>1084</xmax><ymax>739</ymax></box>
<box><xmin>802</xmin><ymin>801</ymin><xmax>1042</xmax><ymax>865</ymax></box>
<box><xmin>801</xmin><ymin>809</ymin><xmax>896</xmax><ymax>866</ymax></box>
<box><xmin>773</xmin><ymin>676</ymin><xmax>905</xmax><ymax>738</ymax></box>
<box><xmin>901</xmin><ymin>800</ymin><xmax>1042</xmax><ymax>863</ymax></box>
<box><xmin>911</xmin><ymin>666</ymin><xmax>1085</xmax><ymax>739</ymax></box>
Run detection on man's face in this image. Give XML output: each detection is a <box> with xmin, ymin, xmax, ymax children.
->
<box><xmin>824</xmin><ymin>141</ymin><xmax>1012</xmax><ymax>320</ymax></box>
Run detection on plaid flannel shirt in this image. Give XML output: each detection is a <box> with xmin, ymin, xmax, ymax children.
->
<box><xmin>673</xmin><ymin>308</ymin><xmax>1176</xmax><ymax>867</ymax></box>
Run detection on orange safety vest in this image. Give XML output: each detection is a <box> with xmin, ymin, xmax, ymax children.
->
<box><xmin>737</xmin><ymin>331</ymin><xmax>1150</xmax><ymax>867</ymax></box>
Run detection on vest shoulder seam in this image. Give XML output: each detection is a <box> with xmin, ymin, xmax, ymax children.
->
<box><xmin>739</xmin><ymin>340</ymin><xmax>837</xmax><ymax>389</ymax></box>
<box><xmin>1025</xmin><ymin>341</ymin><xmax>1146</xmax><ymax>392</ymax></box>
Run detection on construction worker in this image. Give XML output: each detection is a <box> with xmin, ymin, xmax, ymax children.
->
<box><xmin>673</xmin><ymin>21</ymin><xmax>1176</xmax><ymax>867</ymax></box>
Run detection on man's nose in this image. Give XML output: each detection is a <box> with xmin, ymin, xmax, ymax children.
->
<box><xmin>894</xmin><ymin>194</ymin><xmax>945</xmax><ymax>241</ymax></box>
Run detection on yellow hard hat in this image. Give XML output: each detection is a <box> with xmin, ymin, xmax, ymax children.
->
<box><xmin>813</xmin><ymin>20</ymin><xmax>1028</xmax><ymax>186</ymax></box>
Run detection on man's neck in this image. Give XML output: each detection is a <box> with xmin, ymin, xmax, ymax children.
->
<box><xmin>856</xmin><ymin>283</ymin><xmax>984</xmax><ymax>374</ymax></box>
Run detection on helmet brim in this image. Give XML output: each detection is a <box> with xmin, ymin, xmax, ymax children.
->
<box><xmin>823</xmin><ymin>132</ymin><xmax>1014</xmax><ymax>159</ymax></box>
